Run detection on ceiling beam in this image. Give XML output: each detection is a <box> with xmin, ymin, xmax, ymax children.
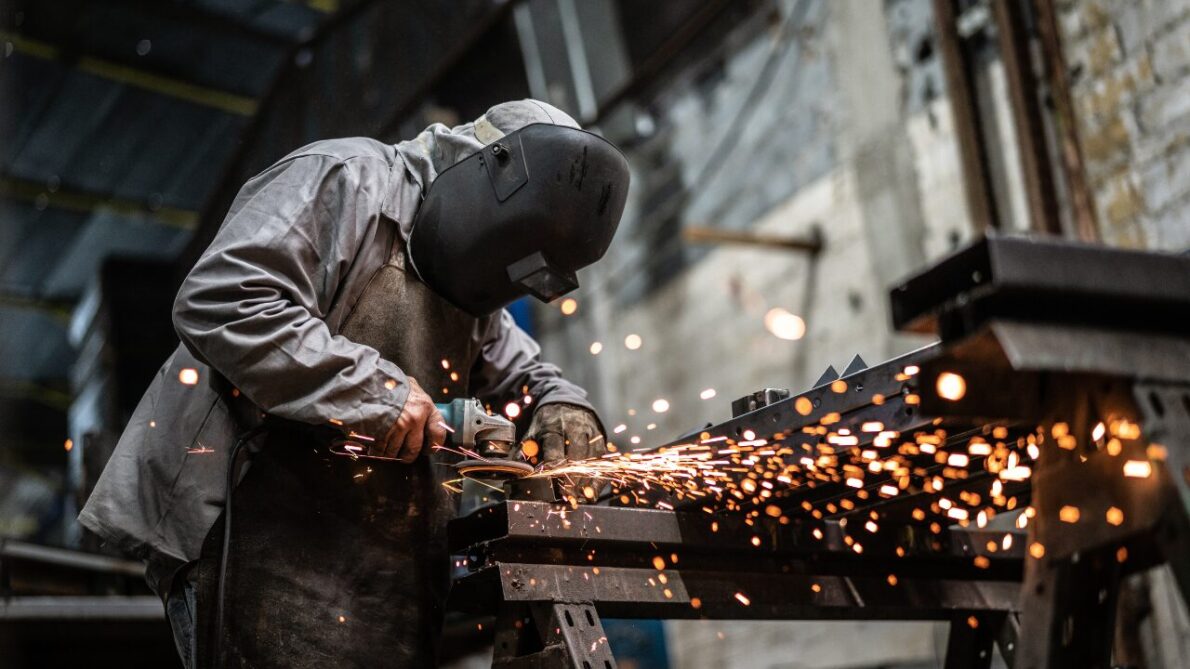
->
<box><xmin>0</xmin><ymin>293</ymin><xmax>73</xmax><ymax>322</ymax></box>
<box><xmin>1</xmin><ymin>30</ymin><xmax>259</xmax><ymax>116</ymax></box>
<box><xmin>0</xmin><ymin>379</ymin><xmax>71</xmax><ymax>412</ymax></box>
<box><xmin>89</xmin><ymin>0</ymin><xmax>299</xmax><ymax>49</ymax></box>
<box><xmin>0</xmin><ymin>176</ymin><xmax>198</xmax><ymax>231</ymax></box>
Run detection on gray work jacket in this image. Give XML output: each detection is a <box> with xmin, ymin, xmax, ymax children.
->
<box><xmin>78</xmin><ymin>137</ymin><xmax>591</xmax><ymax>567</ymax></box>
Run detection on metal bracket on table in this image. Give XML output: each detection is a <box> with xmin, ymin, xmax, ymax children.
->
<box><xmin>492</xmin><ymin>601</ymin><xmax>615</xmax><ymax>669</ymax></box>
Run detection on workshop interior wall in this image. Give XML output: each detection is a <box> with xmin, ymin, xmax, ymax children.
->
<box><xmin>537</xmin><ymin>0</ymin><xmax>975</xmax><ymax>666</ymax></box>
<box><xmin>534</xmin><ymin>0</ymin><xmax>1190</xmax><ymax>666</ymax></box>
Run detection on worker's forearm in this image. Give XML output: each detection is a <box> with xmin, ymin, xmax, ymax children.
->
<box><xmin>174</xmin><ymin>293</ymin><xmax>409</xmax><ymax>439</ymax></box>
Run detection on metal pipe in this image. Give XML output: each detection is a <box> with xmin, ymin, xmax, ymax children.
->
<box><xmin>682</xmin><ymin>224</ymin><xmax>824</xmax><ymax>255</ymax></box>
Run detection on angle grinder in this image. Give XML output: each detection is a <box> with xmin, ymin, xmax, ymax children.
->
<box><xmin>438</xmin><ymin>397</ymin><xmax>534</xmax><ymax>480</ymax></box>
<box><xmin>330</xmin><ymin>397</ymin><xmax>533</xmax><ymax>480</ymax></box>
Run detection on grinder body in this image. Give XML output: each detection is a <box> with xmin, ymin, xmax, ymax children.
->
<box><xmin>330</xmin><ymin>398</ymin><xmax>530</xmax><ymax>479</ymax></box>
<box><xmin>435</xmin><ymin>398</ymin><xmax>515</xmax><ymax>457</ymax></box>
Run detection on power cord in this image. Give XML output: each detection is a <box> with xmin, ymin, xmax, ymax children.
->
<box><xmin>214</xmin><ymin>423</ymin><xmax>268</xmax><ymax>668</ymax></box>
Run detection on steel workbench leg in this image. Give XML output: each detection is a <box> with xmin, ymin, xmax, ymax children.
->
<box><xmin>491</xmin><ymin>601</ymin><xmax>617</xmax><ymax>669</ymax></box>
<box><xmin>995</xmin><ymin>612</ymin><xmax>1020</xmax><ymax>668</ymax></box>
<box><xmin>1018</xmin><ymin>546</ymin><xmax>1121</xmax><ymax>669</ymax></box>
<box><xmin>944</xmin><ymin>612</ymin><xmax>1006</xmax><ymax>669</ymax></box>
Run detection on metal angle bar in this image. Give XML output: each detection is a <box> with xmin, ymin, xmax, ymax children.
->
<box><xmin>453</xmin><ymin>500</ymin><xmax>1026</xmax><ymax>567</ymax></box>
<box><xmin>491</xmin><ymin>600</ymin><xmax>616</xmax><ymax>669</ymax></box>
<box><xmin>987</xmin><ymin>322</ymin><xmax>1190</xmax><ymax>383</ymax></box>
<box><xmin>682</xmin><ymin>225</ymin><xmax>824</xmax><ymax>255</ymax></box>
<box><xmin>650</xmin><ymin>344</ymin><xmax>940</xmax><ymax>461</ymax></box>
<box><xmin>454</xmin><ymin>563</ymin><xmax>1021</xmax><ymax>620</ymax></box>
<box><xmin>649</xmin><ymin>346</ymin><xmax>949</xmax><ymax>515</ymax></box>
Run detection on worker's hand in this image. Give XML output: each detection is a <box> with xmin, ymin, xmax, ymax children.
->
<box><xmin>519</xmin><ymin>403</ymin><xmax>606</xmax><ymax>501</ymax></box>
<box><xmin>380</xmin><ymin>378</ymin><xmax>446</xmax><ymax>463</ymax></box>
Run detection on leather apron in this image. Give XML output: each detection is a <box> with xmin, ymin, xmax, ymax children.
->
<box><xmin>197</xmin><ymin>231</ymin><xmax>487</xmax><ymax>668</ymax></box>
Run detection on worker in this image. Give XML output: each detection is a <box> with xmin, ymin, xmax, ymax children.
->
<box><xmin>78</xmin><ymin>99</ymin><xmax>629</xmax><ymax>667</ymax></box>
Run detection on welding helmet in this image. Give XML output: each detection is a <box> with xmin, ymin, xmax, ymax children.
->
<box><xmin>407</xmin><ymin>123</ymin><xmax>630</xmax><ymax>317</ymax></box>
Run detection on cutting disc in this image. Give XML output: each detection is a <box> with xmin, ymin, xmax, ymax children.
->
<box><xmin>456</xmin><ymin>458</ymin><xmax>534</xmax><ymax>480</ymax></box>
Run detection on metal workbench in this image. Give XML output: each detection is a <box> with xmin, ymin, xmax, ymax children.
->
<box><xmin>448</xmin><ymin>234</ymin><xmax>1190</xmax><ymax>669</ymax></box>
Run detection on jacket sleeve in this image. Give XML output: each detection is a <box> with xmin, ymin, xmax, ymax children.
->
<box><xmin>172</xmin><ymin>154</ymin><xmax>407</xmax><ymax>440</ymax></box>
<box><xmin>470</xmin><ymin>310</ymin><xmax>594</xmax><ymax>412</ymax></box>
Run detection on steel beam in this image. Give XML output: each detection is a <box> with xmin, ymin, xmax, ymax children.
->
<box><xmin>889</xmin><ymin>234</ymin><xmax>1190</xmax><ymax>338</ymax></box>
<box><xmin>0</xmin><ymin>176</ymin><xmax>199</xmax><ymax>231</ymax></box>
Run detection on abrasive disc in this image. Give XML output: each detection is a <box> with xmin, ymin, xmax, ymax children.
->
<box><xmin>456</xmin><ymin>458</ymin><xmax>534</xmax><ymax>480</ymax></box>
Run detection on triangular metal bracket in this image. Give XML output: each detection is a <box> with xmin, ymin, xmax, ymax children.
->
<box><xmin>842</xmin><ymin>354</ymin><xmax>868</xmax><ymax>377</ymax></box>
<box><xmin>813</xmin><ymin>365</ymin><xmax>839</xmax><ymax>387</ymax></box>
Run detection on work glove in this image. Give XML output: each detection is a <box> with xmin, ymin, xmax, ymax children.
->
<box><xmin>518</xmin><ymin>403</ymin><xmax>606</xmax><ymax>501</ymax></box>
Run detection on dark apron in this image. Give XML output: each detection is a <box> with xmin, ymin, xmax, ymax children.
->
<box><xmin>197</xmin><ymin>234</ymin><xmax>484</xmax><ymax>668</ymax></box>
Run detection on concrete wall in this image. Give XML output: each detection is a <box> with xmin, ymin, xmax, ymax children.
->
<box><xmin>1059</xmin><ymin>0</ymin><xmax>1190</xmax><ymax>248</ymax></box>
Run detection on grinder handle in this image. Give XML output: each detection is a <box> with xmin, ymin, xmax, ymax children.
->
<box><xmin>430</xmin><ymin>395</ymin><xmax>461</xmax><ymax>438</ymax></box>
<box><xmin>435</xmin><ymin>402</ymin><xmax>456</xmax><ymax>429</ymax></box>
<box><xmin>329</xmin><ymin>400</ymin><xmax>465</xmax><ymax>460</ymax></box>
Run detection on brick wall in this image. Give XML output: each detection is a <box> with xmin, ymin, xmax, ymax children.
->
<box><xmin>1061</xmin><ymin>0</ymin><xmax>1190</xmax><ymax>249</ymax></box>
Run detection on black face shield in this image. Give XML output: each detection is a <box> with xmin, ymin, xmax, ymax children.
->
<box><xmin>407</xmin><ymin>123</ymin><xmax>630</xmax><ymax>317</ymax></box>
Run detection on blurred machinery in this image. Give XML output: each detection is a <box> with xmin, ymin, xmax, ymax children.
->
<box><xmin>0</xmin><ymin>538</ymin><xmax>175</xmax><ymax>667</ymax></box>
<box><xmin>447</xmin><ymin>235</ymin><xmax>1190</xmax><ymax>668</ymax></box>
